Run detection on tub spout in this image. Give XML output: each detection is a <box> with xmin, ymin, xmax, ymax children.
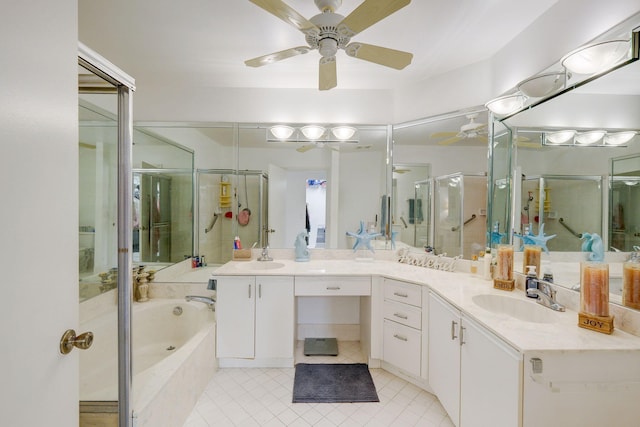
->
<box><xmin>185</xmin><ymin>295</ymin><xmax>216</xmax><ymax>310</ymax></box>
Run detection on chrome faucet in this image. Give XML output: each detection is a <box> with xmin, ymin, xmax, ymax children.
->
<box><xmin>258</xmin><ymin>246</ymin><xmax>273</xmax><ymax>262</ymax></box>
<box><xmin>185</xmin><ymin>295</ymin><xmax>216</xmax><ymax>310</ymax></box>
<box><xmin>527</xmin><ymin>280</ymin><xmax>565</xmax><ymax>312</ymax></box>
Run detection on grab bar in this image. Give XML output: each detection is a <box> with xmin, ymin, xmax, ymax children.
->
<box><xmin>559</xmin><ymin>217</ymin><xmax>582</xmax><ymax>238</ymax></box>
<box><xmin>451</xmin><ymin>214</ymin><xmax>476</xmax><ymax>231</ymax></box>
<box><xmin>205</xmin><ymin>213</ymin><xmax>220</xmax><ymax>233</ymax></box>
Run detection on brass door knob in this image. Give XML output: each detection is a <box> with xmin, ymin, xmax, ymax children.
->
<box><xmin>60</xmin><ymin>329</ymin><xmax>94</xmax><ymax>354</ymax></box>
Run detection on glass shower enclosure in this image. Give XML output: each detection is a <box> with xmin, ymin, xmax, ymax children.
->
<box><xmin>197</xmin><ymin>169</ymin><xmax>268</xmax><ymax>265</ymax></box>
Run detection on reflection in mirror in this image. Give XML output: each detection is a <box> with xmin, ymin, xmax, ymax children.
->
<box><xmin>78</xmin><ymin>96</ymin><xmax>194</xmax><ymax>300</ymax></box>
<box><xmin>488</xmin><ymin>121</ymin><xmax>512</xmax><ymax>251</ymax></box>
<box><xmin>79</xmin><ymin>66</ymin><xmax>118</xmax><ymax>301</ymax></box>
<box><xmin>393</xmin><ymin>109</ymin><xmax>490</xmax><ymax>259</ymax></box>
<box><xmin>611</xmin><ymin>154</ymin><xmax>640</xmax><ymax>251</ymax></box>
<box><xmin>491</xmin><ymin>14</ymin><xmax>640</xmax><ymax>310</ymax></box>
<box><xmin>237</xmin><ymin>125</ymin><xmax>389</xmax><ymax>251</ymax></box>
<box><xmin>391</xmin><ymin>165</ymin><xmax>430</xmax><ymax>249</ymax></box>
<box><xmin>434</xmin><ymin>173</ymin><xmax>487</xmax><ymax>258</ymax></box>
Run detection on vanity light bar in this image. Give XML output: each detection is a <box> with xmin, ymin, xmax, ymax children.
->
<box><xmin>542</xmin><ymin>130</ymin><xmax>637</xmax><ymax>146</ymax></box>
<box><xmin>267</xmin><ymin>125</ymin><xmax>359</xmax><ymax>143</ymax></box>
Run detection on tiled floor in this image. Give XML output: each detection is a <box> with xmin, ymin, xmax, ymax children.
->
<box><xmin>182</xmin><ymin>341</ymin><xmax>454</xmax><ymax>426</ymax></box>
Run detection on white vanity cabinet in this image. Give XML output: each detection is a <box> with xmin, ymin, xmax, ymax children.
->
<box><xmin>382</xmin><ymin>279</ymin><xmax>424</xmax><ymax>378</ymax></box>
<box><xmin>216</xmin><ymin>275</ymin><xmax>294</xmax><ymax>367</ymax></box>
<box><xmin>429</xmin><ymin>292</ymin><xmax>522</xmax><ymax>427</ymax></box>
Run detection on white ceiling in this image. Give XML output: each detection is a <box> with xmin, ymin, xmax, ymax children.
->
<box><xmin>78</xmin><ymin>0</ymin><xmax>560</xmax><ymax>92</ymax></box>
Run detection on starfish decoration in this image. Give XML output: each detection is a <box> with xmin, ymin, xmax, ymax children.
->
<box><xmin>513</xmin><ymin>223</ymin><xmax>556</xmax><ymax>254</ymax></box>
<box><xmin>346</xmin><ymin>221</ymin><xmax>381</xmax><ymax>253</ymax></box>
<box><xmin>488</xmin><ymin>230</ymin><xmax>506</xmax><ymax>246</ymax></box>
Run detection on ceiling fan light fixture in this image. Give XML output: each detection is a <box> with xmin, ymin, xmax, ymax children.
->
<box><xmin>270</xmin><ymin>125</ymin><xmax>295</xmax><ymax>140</ymax></box>
<box><xmin>516</xmin><ymin>71</ymin><xmax>567</xmax><ymax>98</ymax></box>
<box><xmin>301</xmin><ymin>125</ymin><xmax>326</xmax><ymax>140</ymax></box>
<box><xmin>331</xmin><ymin>126</ymin><xmax>356</xmax><ymax>140</ymax></box>
<box><xmin>485</xmin><ymin>93</ymin><xmax>527</xmax><ymax>115</ymax></box>
<box><xmin>575</xmin><ymin>130</ymin><xmax>606</xmax><ymax>145</ymax></box>
<box><xmin>604</xmin><ymin>131</ymin><xmax>636</xmax><ymax>145</ymax></box>
<box><xmin>545</xmin><ymin>130</ymin><xmax>576</xmax><ymax>144</ymax></box>
<box><xmin>561</xmin><ymin>39</ymin><xmax>630</xmax><ymax>75</ymax></box>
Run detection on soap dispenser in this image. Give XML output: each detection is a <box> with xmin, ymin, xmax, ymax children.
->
<box><xmin>525</xmin><ymin>265</ymin><xmax>538</xmax><ymax>298</ymax></box>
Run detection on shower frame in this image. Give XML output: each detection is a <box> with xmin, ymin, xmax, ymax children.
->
<box><xmin>195</xmin><ymin>169</ymin><xmax>268</xmax><ymax>262</ymax></box>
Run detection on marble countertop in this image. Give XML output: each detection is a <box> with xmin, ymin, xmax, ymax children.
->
<box><xmin>213</xmin><ymin>258</ymin><xmax>640</xmax><ymax>353</ymax></box>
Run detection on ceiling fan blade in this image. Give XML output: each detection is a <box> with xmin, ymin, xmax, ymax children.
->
<box><xmin>296</xmin><ymin>144</ymin><xmax>317</xmax><ymax>153</ymax></box>
<box><xmin>430</xmin><ymin>131</ymin><xmax>459</xmax><ymax>139</ymax></box>
<box><xmin>438</xmin><ymin>136</ymin><xmax>463</xmax><ymax>146</ymax></box>
<box><xmin>319</xmin><ymin>57</ymin><xmax>337</xmax><ymax>91</ymax></box>
<box><xmin>248</xmin><ymin>0</ymin><xmax>319</xmax><ymax>36</ymax></box>
<box><xmin>245</xmin><ymin>46</ymin><xmax>311</xmax><ymax>67</ymax></box>
<box><xmin>344</xmin><ymin>43</ymin><xmax>412</xmax><ymax>70</ymax></box>
<box><xmin>337</xmin><ymin>0</ymin><xmax>411</xmax><ymax>38</ymax></box>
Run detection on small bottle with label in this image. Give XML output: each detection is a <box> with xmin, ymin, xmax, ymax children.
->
<box><xmin>526</xmin><ymin>265</ymin><xmax>538</xmax><ymax>298</ymax></box>
<box><xmin>470</xmin><ymin>255</ymin><xmax>478</xmax><ymax>275</ymax></box>
<box><xmin>542</xmin><ymin>269</ymin><xmax>554</xmax><ymax>283</ymax></box>
<box><xmin>483</xmin><ymin>248</ymin><xmax>493</xmax><ymax>280</ymax></box>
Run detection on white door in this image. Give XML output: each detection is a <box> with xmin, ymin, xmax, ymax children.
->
<box><xmin>216</xmin><ymin>276</ymin><xmax>256</xmax><ymax>358</ymax></box>
<box><xmin>428</xmin><ymin>293</ymin><xmax>461</xmax><ymax>427</ymax></box>
<box><xmin>268</xmin><ymin>164</ymin><xmax>287</xmax><ymax>248</ymax></box>
<box><xmin>1</xmin><ymin>1</ymin><xmax>78</xmax><ymax>425</ymax></box>
<box><xmin>460</xmin><ymin>315</ymin><xmax>522</xmax><ymax>427</ymax></box>
<box><xmin>255</xmin><ymin>276</ymin><xmax>294</xmax><ymax>358</ymax></box>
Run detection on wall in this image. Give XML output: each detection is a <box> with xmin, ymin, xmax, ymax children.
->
<box><xmin>0</xmin><ymin>1</ymin><xmax>79</xmax><ymax>426</ymax></box>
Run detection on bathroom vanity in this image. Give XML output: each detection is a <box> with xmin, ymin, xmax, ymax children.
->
<box><xmin>212</xmin><ymin>256</ymin><xmax>640</xmax><ymax>427</ymax></box>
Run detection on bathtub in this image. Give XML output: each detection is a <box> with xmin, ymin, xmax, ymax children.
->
<box><xmin>80</xmin><ymin>298</ymin><xmax>217</xmax><ymax>427</ymax></box>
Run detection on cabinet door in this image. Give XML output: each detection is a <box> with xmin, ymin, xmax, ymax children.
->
<box><xmin>216</xmin><ymin>276</ymin><xmax>255</xmax><ymax>358</ymax></box>
<box><xmin>383</xmin><ymin>320</ymin><xmax>421</xmax><ymax>377</ymax></box>
<box><xmin>255</xmin><ymin>276</ymin><xmax>294</xmax><ymax>359</ymax></box>
<box><xmin>428</xmin><ymin>292</ymin><xmax>461</xmax><ymax>427</ymax></box>
<box><xmin>460</xmin><ymin>315</ymin><xmax>522</xmax><ymax>427</ymax></box>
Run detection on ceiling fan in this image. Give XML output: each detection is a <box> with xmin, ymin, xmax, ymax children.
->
<box><xmin>431</xmin><ymin>113</ymin><xmax>488</xmax><ymax>146</ymax></box>
<box><xmin>245</xmin><ymin>0</ymin><xmax>413</xmax><ymax>90</ymax></box>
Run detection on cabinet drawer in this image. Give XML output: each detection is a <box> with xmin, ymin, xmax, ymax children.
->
<box><xmin>384</xmin><ymin>279</ymin><xmax>422</xmax><ymax>307</ymax></box>
<box><xmin>383</xmin><ymin>320</ymin><xmax>421</xmax><ymax>377</ymax></box>
<box><xmin>383</xmin><ymin>300</ymin><xmax>422</xmax><ymax>330</ymax></box>
<box><xmin>295</xmin><ymin>276</ymin><xmax>371</xmax><ymax>296</ymax></box>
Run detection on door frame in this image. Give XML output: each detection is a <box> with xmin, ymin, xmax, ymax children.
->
<box><xmin>79</xmin><ymin>42</ymin><xmax>136</xmax><ymax>427</ymax></box>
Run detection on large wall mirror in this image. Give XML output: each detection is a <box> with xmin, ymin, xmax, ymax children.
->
<box><xmin>491</xmin><ymin>13</ymin><xmax>640</xmax><ymax>309</ymax></box>
<box><xmin>133</xmin><ymin>123</ymin><xmax>389</xmax><ymax>267</ymax></box>
<box><xmin>79</xmin><ymin>98</ymin><xmax>194</xmax><ymax>301</ymax></box>
<box><xmin>392</xmin><ymin>109</ymin><xmax>490</xmax><ymax>259</ymax></box>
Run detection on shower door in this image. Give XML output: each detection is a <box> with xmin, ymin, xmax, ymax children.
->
<box><xmin>434</xmin><ymin>174</ymin><xmax>463</xmax><ymax>257</ymax></box>
<box><xmin>520</xmin><ymin>175</ymin><xmax>603</xmax><ymax>251</ymax></box>
<box><xmin>413</xmin><ymin>179</ymin><xmax>432</xmax><ymax>249</ymax></box>
<box><xmin>138</xmin><ymin>173</ymin><xmax>172</xmax><ymax>262</ymax></box>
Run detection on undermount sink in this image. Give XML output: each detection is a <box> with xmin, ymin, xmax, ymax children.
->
<box><xmin>237</xmin><ymin>261</ymin><xmax>286</xmax><ymax>270</ymax></box>
<box><xmin>472</xmin><ymin>294</ymin><xmax>559</xmax><ymax>324</ymax></box>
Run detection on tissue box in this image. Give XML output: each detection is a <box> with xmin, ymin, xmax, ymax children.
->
<box><xmin>232</xmin><ymin>249</ymin><xmax>252</xmax><ymax>260</ymax></box>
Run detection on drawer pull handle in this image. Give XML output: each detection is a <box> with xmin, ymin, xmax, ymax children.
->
<box><xmin>451</xmin><ymin>320</ymin><xmax>458</xmax><ymax>340</ymax></box>
<box><xmin>393</xmin><ymin>334</ymin><xmax>408</xmax><ymax>342</ymax></box>
<box><xmin>393</xmin><ymin>313</ymin><xmax>408</xmax><ymax>320</ymax></box>
<box><xmin>460</xmin><ymin>326</ymin><xmax>466</xmax><ymax>346</ymax></box>
<box><xmin>393</xmin><ymin>292</ymin><xmax>408</xmax><ymax>298</ymax></box>
<box><xmin>326</xmin><ymin>286</ymin><xmax>341</xmax><ymax>290</ymax></box>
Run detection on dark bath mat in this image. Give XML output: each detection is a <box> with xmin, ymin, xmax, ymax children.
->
<box><xmin>292</xmin><ymin>363</ymin><xmax>379</xmax><ymax>403</ymax></box>
<box><xmin>303</xmin><ymin>337</ymin><xmax>338</xmax><ymax>356</ymax></box>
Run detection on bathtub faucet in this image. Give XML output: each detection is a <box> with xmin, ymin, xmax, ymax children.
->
<box><xmin>185</xmin><ymin>295</ymin><xmax>216</xmax><ymax>310</ymax></box>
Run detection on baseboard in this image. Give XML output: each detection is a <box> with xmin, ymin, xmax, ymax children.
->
<box><xmin>381</xmin><ymin>361</ymin><xmax>433</xmax><ymax>394</ymax></box>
